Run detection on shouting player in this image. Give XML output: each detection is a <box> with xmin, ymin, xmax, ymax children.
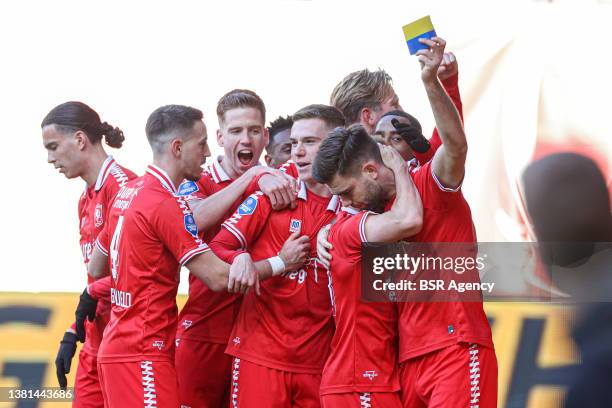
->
<box><xmin>209</xmin><ymin>104</ymin><xmax>345</xmax><ymax>407</ymax></box>
<box><xmin>312</xmin><ymin>128</ymin><xmax>423</xmax><ymax>407</ymax></box>
<box><xmin>89</xmin><ymin>104</ymin><xmax>298</xmax><ymax>407</ymax></box>
<box><xmin>318</xmin><ymin>37</ymin><xmax>497</xmax><ymax>407</ymax></box>
<box><xmin>42</xmin><ymin>101</ymin><xmax>137</xmax><ymax>406</ymax></box>
<box><xmin>175</xmin><ymin>89</ymin><xmax>298</xmax><ymax>408</ymax></box>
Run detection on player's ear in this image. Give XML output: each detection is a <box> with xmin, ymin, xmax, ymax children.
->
<box><xmin>362</xmin><ymin>160</ymin><xmax>379</xmax><ymax>180</ymax></box>
<box><xmin>263</xmin><ymin>127</ymin><xmax>270</xmax><ymax>146</ymax></box>
<box><xmin>216</xmin><ymin>128</ymin><xmax>224</xmax><ymax>147</ymax></box>
<box><xmin>360</xmin><ymin>107</ymin><xmax>373</xmax><ymax>128</ymax></box>
<box><xmin>74</xmin><ymin>130</ymin><xmax>88</xmax><ymax>151</ymax></box>
<box><xmin>170</xmin><ymin>138</ymin><xmax>183</xmax><ymax>157</ymax></box>
<box><xmin>264</xmin><ymin>154</ymin><xmax>272</xmax><ymax>167</ymax></box>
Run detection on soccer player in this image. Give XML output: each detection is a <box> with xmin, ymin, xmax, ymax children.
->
<box><xmin>41</xmin><ymin>101</ymin><xmax>137</xmax><ymax>406</ymax></box>
<box><xmin>89</xmin><ymin>104</ymin><xmax>302</xmax><ymax>407</ymax></box>
<box><xmin>174</xmin><ymin>89</ymin><xmax>298</xmax><ymax>408</ymax></box>
<box><xmin>311</xmin><ymin>127</ymin><xmax>423</xmax><ymax>407</ymax></box>
<box><xmin>209</xmin><ymin>104</ymin><xmax>345</xmax><ymax>407</ymax></box>
<box><xmin>332</xmin><ymin>53</ymin><xmax>461</xmax><ymax>166</ymax></box>
<box><xmin>318</xmin><ymin>37</ymin><xmax>497</xmax><ymax>407</ymax></box>
<box><xmin>265</xmin><ymin>115</ymin><xmax>293</xmax><ymax>168</ymax></box>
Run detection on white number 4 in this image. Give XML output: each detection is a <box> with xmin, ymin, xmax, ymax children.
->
<box><xmin>109</xmin><ymin>215</ymin><xmax>124</xmax><ymax>281</ymax></box>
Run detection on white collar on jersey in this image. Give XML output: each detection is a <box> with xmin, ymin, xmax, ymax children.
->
<box><xmin>341</xmin><ymin>206</ymin><xmax>360</xmax><ymax>215</ymax></box>
<box><xmin>93</xmin><ymin>155</ymin><xmax>115</xmax><ymax>192</ymax></box>
<box><xmin>146</xmin><ymin>164</ymin><xmax>178</xmax><ymax>194</ymax></box>
<box><xmin>206</xmin><ymin>156</ymin><xmax>232</xmax><ymax>183</ymax></box>
<box><xmin>297</xmin><ymin>180</ymin><xmax>340</xmax><ymax>212</ymax></box>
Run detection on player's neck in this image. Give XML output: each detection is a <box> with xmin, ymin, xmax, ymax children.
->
<box><xmin>219</xmin><ymin>155</ymin><xmax>244</xmax><ymax>180</ymax></box>
<box><xmin>305</xmin><ymin>180</ymin><xmax>331</xmax><ymax>198</ymax></box>
<box><xmin>152</xmin><ymin>156</ymin><xmax>183</xmax><ymax>191</ymax></box>
<box><xmin>82</xmin><ymin>145</ymin><xmax>110</xmax><ymax>188</ymax></box>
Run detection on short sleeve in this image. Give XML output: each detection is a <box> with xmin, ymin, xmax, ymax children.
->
<box><xmin>330</xmin><ymin>211</ymin><xmax>372</xmax><ymax>256</ymax></box>
<box><xmin>152</xmin><ymin>195</ymin><xmax>210</xmax><ymax>266</ymax></box>
<box><xmin>220</xmin><ymin>191</ymin><xmax>272</xmax><ymax>250</ymax></box>
<box><xmin>411</xmin><ymin>161</ymin><xmax>464</xmax><ymax>211</ymax></box>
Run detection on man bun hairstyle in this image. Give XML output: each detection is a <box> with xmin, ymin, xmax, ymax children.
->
<box><xmin>41</xmin><ymin>101</ymin><xmax>125</xmax><ymax>148</ymax></box>
<box><xmin>312</xmin><ymin>124</ymin><xmax>382</xmax><ymax>185</ymax></box>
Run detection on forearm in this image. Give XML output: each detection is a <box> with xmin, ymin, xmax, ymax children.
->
<box><xmin>88</xmin><ymin>246</ymin><xmax>109</xmax><ymax>279</ymax></box>
<box><xmin>423</xmin><ymin>78</ymin><xmax>466</xmax><ymax>158</ymax></box>
<box><xmin>389</xmin><ymin>164</ymin><xmax>423</xmax><ymax>232</ymax></box>
<box><xmin>191</xmin><ymin>171</ymin><xmax>256</xmax><ymax>230</ymax></box>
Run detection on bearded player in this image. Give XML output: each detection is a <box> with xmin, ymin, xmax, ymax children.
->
<box><xmin>317</xmin><ymin>37</ymin><xmax>497</xmax><ymax>407</ymax></box>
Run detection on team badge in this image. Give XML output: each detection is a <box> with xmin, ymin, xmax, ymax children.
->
<box><xmin>178</xmin><ymin>180</ymin><xmax>199</xmax><ymax>196</ymax></box>
<box><xmin>184</xmin><ymin>214</ymin><xmax>198</xmax><ymax>237</ymax></box>
<box><xmin>94</xmin><ymin>203</ymin><xmax>104</xmax><ymax>228</ymax></box>
<box><xmin>238</xmin><ymin>196</ymin><xmax>258</xmax><ymax>215</ymax></box>
<box><xmin>289</xmin><ymin>218</ymin><xmax>302</xmax><ymax>233</ymax></box>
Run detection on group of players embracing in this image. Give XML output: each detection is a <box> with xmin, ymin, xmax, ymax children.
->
<box><xmin>43</xmin><ymin>37</ymin><xmax>497</xmax><ymax>408</ymax></box>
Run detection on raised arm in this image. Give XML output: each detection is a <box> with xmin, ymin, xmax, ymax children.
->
<box><xmin>417</xmin><ymin>38</ymin><xmax>467</xmax><ymax>189</ymax></box>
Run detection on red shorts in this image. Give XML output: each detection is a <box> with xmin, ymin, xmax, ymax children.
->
<box><xmin>320</xmin><ymin>392</ymin><xmax>401</xmax><ymax>408</ymax></box>
<box><xmin>230</xmin><ymin>357</ymin><xmax>321</xmax><ymax>408</ymax></box>
<box><xmin>175</xmin><ymin>338</ymin><xmax>232</xmax><ymax>408</ymax></box>
<box><xmin>400</xmin><ymin>343</ymin><xmax>498</xmax><ymax>408</ymax></box>
<box><xmin>97</xmin><ymin>360</ymin><xmax>178</xmax><ymax>407</ymax></box>
<box><xmin>73</xmin><ymin>350</ymin><xmax>103</xmax><ymax>408</ymax></box>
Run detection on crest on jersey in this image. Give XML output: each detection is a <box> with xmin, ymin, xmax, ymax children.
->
<box><xmin>178</xmin><ymin>180</ymin><xmax>199</xmax><ymax>196</ymax></box>
<box><xmin>94</xmin><ymin>203</ymin><xmax>104</xmax><ymax>228</ymax></box>
<box><xmin>289</xmin><ymin>218</ymin><xmax>302</xmax><ymax>233</ymax></box>
<box><xmin>238</xmin><ymin>196</ymin><xmax>258</xmax><ymax>216</ymax></box>
<box><xmin>184</xmin><ymin>214</ymin><xmax>198</xmax><ymax>237</ymax></box>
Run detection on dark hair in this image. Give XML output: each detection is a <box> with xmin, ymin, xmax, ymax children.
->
<box><xmin>380</xmin><ymin>109</ymin><xmax>422</xmax><ymax>131</ymax></box>
<box><xmin>145</xmin><ymin>105</ymin><xmax>203</xmax><ymax>149</ymax></box>
<box><xmin>292</xmin><ymin>104</ymin><xmax>346</xmax><ymax>130</ymax></box>
<box><xmin>216</xmin><ymin>89</ymin><xmax>266</xmax><ymax>124</ymax></box>
<box><xmin>312</xmin><ymin>124</ymin><xmax>381</xmax><ymax>184</ymax></box>
<box><xmin>41</xmin><ymin>101</ymin><xmax>125</xmax><ymax>148</ymax></box>
<box><xmin>267</xmin><ymin>115</ymin><xmax>293</xmax><ymax>146</ymax></box>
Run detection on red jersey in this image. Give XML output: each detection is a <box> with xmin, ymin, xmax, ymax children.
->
<box><xmin>176</xmin><ymin>157</ymin><xmax>248</xmax><ymax>344</ymax></box>
<box><xmin>77</xmin><ymin>155</ymin><xmax>136</xmax><ymax>355</ymax></box>
<box><xmin>210</xmin><ymin>182</ymin><xmax>339</xmax><ymax>374</ymax></box>
<box><xmin>394</xmin><ymin>161</ymin><xmax>493</xmax><ymax>362</ymax></box>
<box><xmin>321</xmin><ymin>209</ymin><xmax>400</xmax><ymax>395</ymax></box>
<box><xmin>95</xmin><ymin>165</ymin><xmax>210</xmax><ymax>363</ymax></box>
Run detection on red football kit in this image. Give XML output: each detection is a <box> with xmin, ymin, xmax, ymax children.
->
<box><xmin>95</xmin><ymin>164</ymin><xmax>210</xmax><ymax>407</ymax></box>
<box><xmin>74</xmin><ymin>155</ymin><xmax>136</xmax><ymax>407</ymax></box>
<box><xmin>321</xmin><ymin>209</ymin><xmax>402</xmax><ymax>408</ymax></box>
<box><xmin>210</xmin><ymin>178</ymin><xmax>339</xmax><ymax>407</ymax></box>
<box><xmin>392</xmin><ymin>161</ymin><xmax>497</xmax><ymax>408</ymax></box>
<box><xmin>175</xmin><ymin>156</ymin><xmax>259</xmax><ymax>408</ymax></box>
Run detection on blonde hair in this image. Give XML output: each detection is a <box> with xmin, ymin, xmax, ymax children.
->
<box><xmin>329</xmin><ymin>68</ymin><xmax>394</xmax><ymax>125</ymax></box>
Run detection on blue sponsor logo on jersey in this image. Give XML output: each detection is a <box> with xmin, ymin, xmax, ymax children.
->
<box><xmin>184</xmin><ymin>214</ymin><xmax>198</xmax><ymax>237</ymax></box>
<box><xmin>238</xmin><ymin>196</ymin><xmax>258</xmax><ymax>215</ymax></box>
<box><xmin>178</xmin><ymin>181</ymin><xmax>199</xmax><ymax>196</ymax></box>
<box><xmin>290</xmin><ymin>218</ymin><xmax>301</xmax><ymax>233</ymax></box>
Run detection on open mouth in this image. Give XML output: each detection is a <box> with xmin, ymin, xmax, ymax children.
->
<box><xmin>296</xmin><ymin>162</ymin><xmax>310</xmax><ymax>169</ymax></box>
<box><xmin>237</xmin><ymin>150</ymin><xmax>253</xmax><ymax>166</ymax></box>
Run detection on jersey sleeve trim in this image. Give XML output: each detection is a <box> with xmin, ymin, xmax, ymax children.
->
<box><xmin>359</xmin><ymin>211</ymin><xmax>373</xmax><ymax>243</ymax></box>
<box><xmin>95</xmin><ymin>238</ymin><xmax>109</xmax><ymax>256</ymax></box>
<box><xmin>431</xmin><ymin>165</ymin><xmax>462</xmax><ymax>193</ymax></box>
<box><xmin>221</xmin><ymin>223</ymin><xmax>247</xmax><ymax>250</ymax></box>
<box><xmin>179</xmin><ymin>244</ymin><xmax>211</xmax><ymax>266</ymax></box>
